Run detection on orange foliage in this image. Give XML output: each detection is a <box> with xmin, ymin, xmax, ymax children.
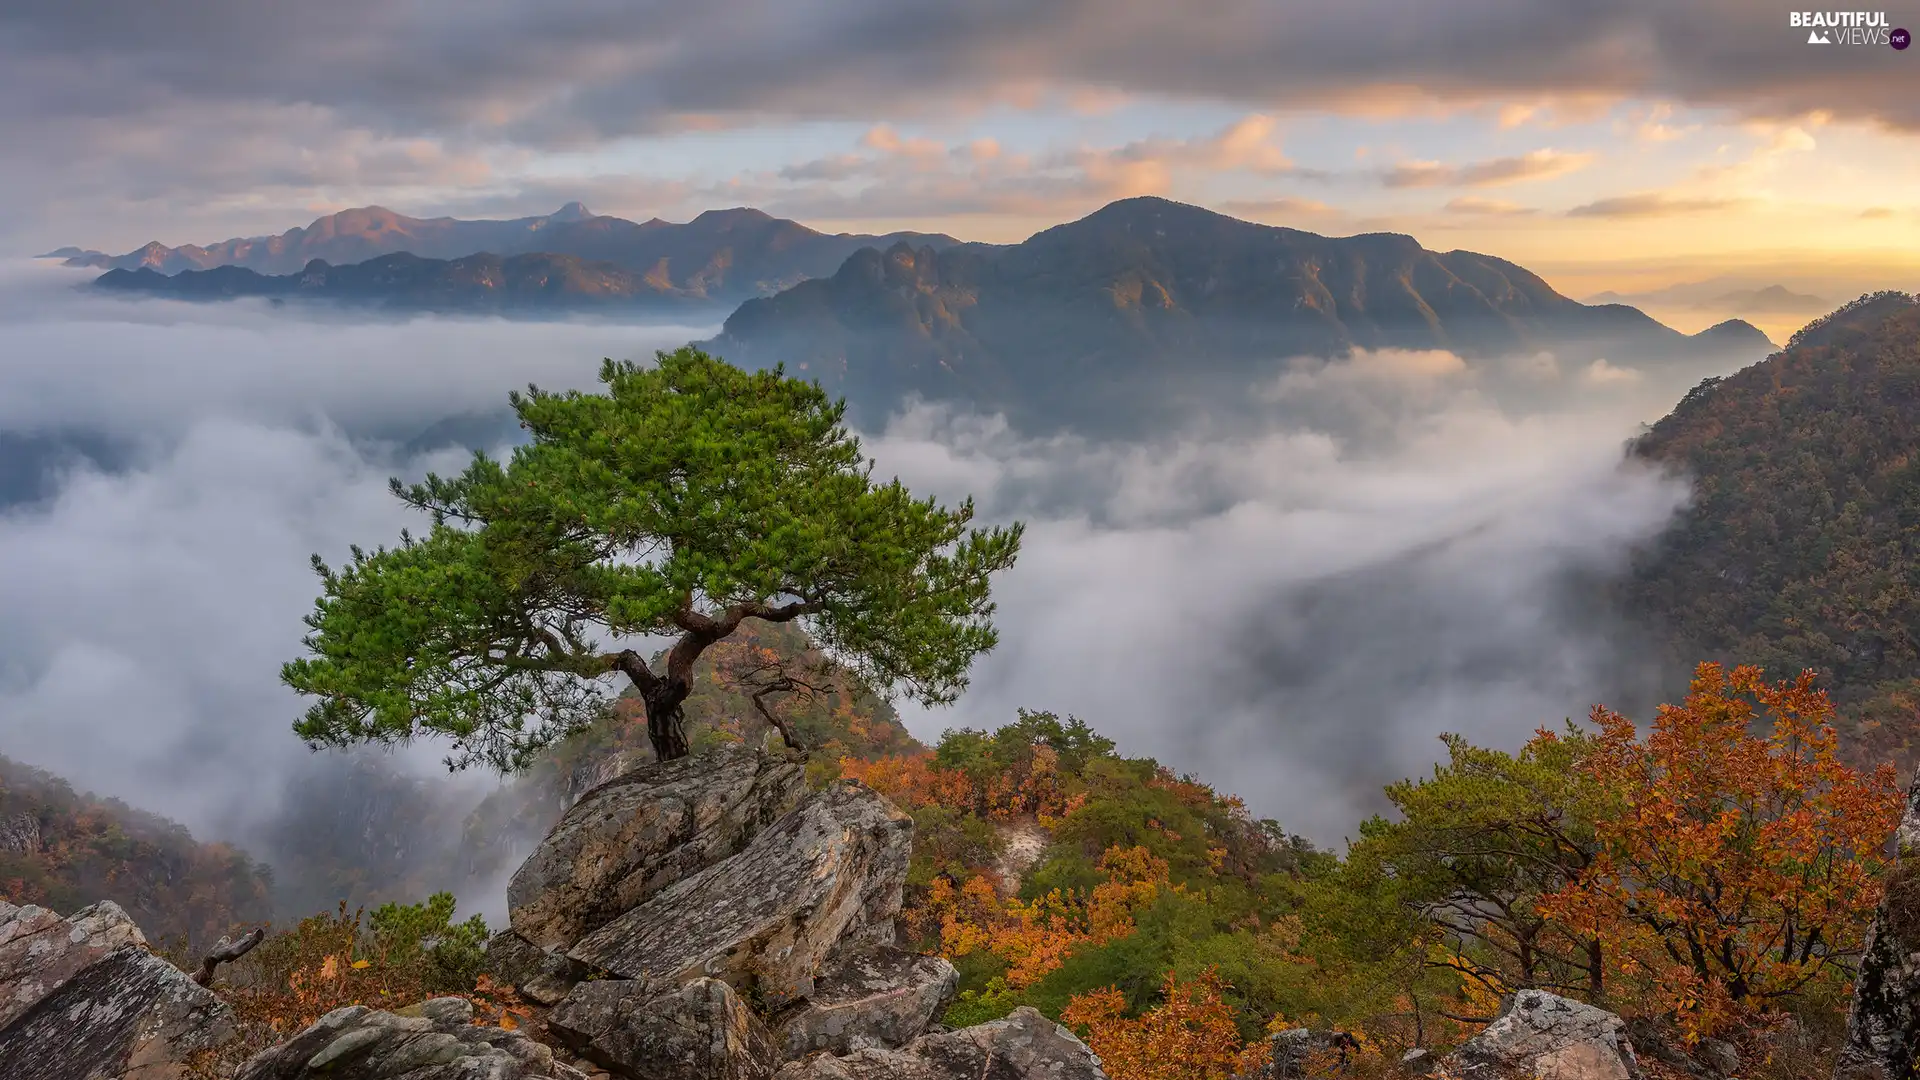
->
<box><xmin>918</xmin><ymin>845</ymin><xmax>1175</xmax><ymax>987</ymax></box>
<box><xmin>838</xmin><ymin>752</ymin><xmax>975</xmax><ymax>811</ymax></box>
<box><xmin>839</xmin><ymin>739</ymin><xmax>1082</xmax><ymax>823</ymax></box>
<box><xmin>1540</xmin><ymin>663</ymin><xmax>1902</xmax><ymax>1037</ymax></box>
<box><xmin>1063</xmin><ymin>970</ymin><xmax>1269</xmax><ymax>1080</ymax></box>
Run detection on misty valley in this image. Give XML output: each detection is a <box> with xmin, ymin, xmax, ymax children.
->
<box><xmin>5</xmin><ymin>190</ymin><xmax>1920</xmax><ymax>1080</ymax></box>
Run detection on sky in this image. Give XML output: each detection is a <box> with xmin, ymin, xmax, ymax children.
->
<box><xmin>5</xmin><ymin>0</ymin><xmax>1920</xmax><ymax>341</ymax></box>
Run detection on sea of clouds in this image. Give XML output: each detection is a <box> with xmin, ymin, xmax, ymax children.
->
<box><xmin>0</xmin><ymin>258</ymin><xmax>1720</xmax><ymax>912</ymax></box>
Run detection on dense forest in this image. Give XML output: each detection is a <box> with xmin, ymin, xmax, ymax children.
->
<box><xmin>0</xmin><ymin>755</ymin><xmax>274</xmax><ymax>948</ymax></box>
<box><xmin>1628</xmin><ymin>291</ymin><xmax>1920</xmax><ymax>765</ymax></box>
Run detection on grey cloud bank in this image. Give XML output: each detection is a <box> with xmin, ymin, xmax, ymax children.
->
<box><xmin>0</xmin><ymin>270</ymin><xmax>1701</xmax><ymax>885</ymax></box>
<box><xmin>3</xmin><ymin>0</ymin><xmax>1913</xmax><ymax>251</ymax></box>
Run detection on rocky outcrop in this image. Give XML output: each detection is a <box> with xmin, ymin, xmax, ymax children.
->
<box><xmin>549</xmin><ymin>977</ymin><xmax>781</xmax><ymax>1080</ymax></box>
<box><xmin>773</xmin><ymin>1006</ymin><xmax>1107</xmax><ymax>1079</ymax></box>
<box><xmin>235</xmin><ymin>997</ymin><xmax>584</xmax><ymax>1080</ymax></box>
<box><xmin>485</xmin><ymin>930</ymin><xmax>597</xmax><ymax>1006</ymax></box>
<box><xmin>1243</xmin><ymin>1028</ymin><xmax>1357</xmax><ymax>1079</ymax></box>
<box><xmin>509</xmin><ymin>748</ymin><xmax>806</xmax><ymax>952</ymax></box>
<box><xmin>776</xmin><ymin>947</ymin><xmax>959</xmax><ymax>1059</ymax></box>
<box><xmin>1442</xmin><ymin>990</ymin><xmax>1641</xmax><ymax>1080</ymax></box>
<box><xmin>1625</xmin><ymin>1017</ymin><xmax>1739</xmax><ymax>1080</ymax></box>
<box><xmin>0</xmin><ymin>902</ymin><xmax>236</xmax><ymax>1080</ymax></box>
<box><xmin>1840</xmin><ymin>769</ymin><xmax>1920</xmax><ymax>1080</ymax></box>
<box><xmin>0</xmin><ymin>812</ymin><xmax>39</xmax><ymax>854</ymax></box>
<box><xmin>567</xmin><ymin>779</ymin><xmax>913</xmax><ymax>1005</ymax></box>
<box><xmin>0</xmin><ymin>899</ymin><xmax>151</xmax><ymax>1029</ymax></box>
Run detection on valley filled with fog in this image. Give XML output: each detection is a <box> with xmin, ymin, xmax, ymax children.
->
<box><xmin>0</xmin><ymin>259</ymin><xmax>1738</xmax><ymax>915</ymax></box>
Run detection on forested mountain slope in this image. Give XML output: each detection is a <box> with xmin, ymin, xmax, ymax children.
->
<box><xmin>1626</xmin><ymin>291</ymin><xmax>1920</xmax><ymax>763</ymax></box>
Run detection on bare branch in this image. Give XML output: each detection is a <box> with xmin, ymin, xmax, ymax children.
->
<box><xmin>192</xmin><ymin>926</ymin><xmax>266</xmax><ymax>986</ymax></box>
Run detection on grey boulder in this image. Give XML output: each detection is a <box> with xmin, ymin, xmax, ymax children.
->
<box><xmin>1243</xmin><ymin>1028</ymin><xmax>1357</xmax><ymax>1079</ymax></box>
<box><xmin>485</xmin><ymin>930</ymin><xmax>596</xmax><ymax>1006</ymax></box>
<box><xmin>1443</xmin><ymin>990</ymin><xmax>1642</xmax><ymax>1080</ymax></box>
<box><xmin>509</xmin><ymin>747</ymin><xmax>806</xmax><ymax>951</ymax></box>
<box><xmin>1840</xmin><ymin>767</ymin><xmax>1920</xmax><ymax>1080</ymax></box>
<box><xmin>776</xmin><ymin>946</ymin><xmax>958</xmax><ymax>1059</ymax></box>
<box><xmin>774</xmin><ymin>1006</ymin><xmax>1107</xmax><ymax>1080</ymax></box>
<box><xmin>568</xmin><ymin>780</ymin><xmax>913</xmax><ymax>1006</ymax></box>
<box><xmin>0</xmin><ymin>944</ymin><xmax>237</xmax><ymax>1080</ymax></box>
<box><xmin>548</xmin><ymin>977</ymin><xmax>781</xmax><ymax>1080</ymax></box>
<box><xmin>235</xmin><ymin>997</ymin><xmax>583</xmax><ymax>1080</ymax></box>
<box><xmin>0</xmin><ymin>899</ymin><xmax>150</xmax><ymax>1029</ymax></box>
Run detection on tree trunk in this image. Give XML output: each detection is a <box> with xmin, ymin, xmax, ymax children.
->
<box><xmin>641</xmin><ymin>678</ymin><xmax>693</xmax><ymax>761</ymax></box>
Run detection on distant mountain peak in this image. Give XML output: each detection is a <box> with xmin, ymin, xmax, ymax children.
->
<box><xmin>692</xmin><ymin>206</ymin><xmax>778</xmax><ymax>226</ymax></box>
<box><xmin>551</xmin><ymin>201</ymin><xmax>593</xmax><ymax>222</ymax></box>
<box><xmin>1078</xmin><ymin>195</ymin><xmax>1234</xmax><ymax>226</ymax></box>
<box><xmin>1691</xmin><ymin>318</ymin><xmax>1776</xmax><ymax>350</ymax></box>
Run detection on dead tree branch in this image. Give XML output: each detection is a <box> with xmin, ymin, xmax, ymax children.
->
<box><xmin>191</xmin><ymin>926</ymin><xmax>266</xmax><ymax>986</ymax></box>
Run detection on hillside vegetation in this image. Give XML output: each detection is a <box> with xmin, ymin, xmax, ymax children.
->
<box><xmin>1627</xmin><ymin>291</ymin><xmax>1920</xmax><ymax>764</ymax></box>
<box><xmin>828</xmin><ymin>661</ymin><xmax>1895</xmax><ymax>1077</ymax></box>
<box><xmin>0</xmin><ymin>755</ymin><xmax>273</xmax><ymax>949</ymax></box>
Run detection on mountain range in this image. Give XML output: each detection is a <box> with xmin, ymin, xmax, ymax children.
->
<box><xmin>96</xmin><ymin>251</ymin><xmax>715</xmax><ymax>314</ymax></box>
<box><xmin>708</xmin><ymin>197</ymin><xmax>1776</xmax><ymax>427</ymax></box>
<box><xmin>52</xmin><ymin>203</ymin><xmax>957</xmax><ymax>305</ymax></box>
<box><xmin>1586</xmin><ymin>281</ymin><xmax>1831</xmax><ymax>314</ymax></box>
<box><xmin>77</xmin><ymin>197</ymin><xmax>1777</xmax><ymax>430</ymax></box>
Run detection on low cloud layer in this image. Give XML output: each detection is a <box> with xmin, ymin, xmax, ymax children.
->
<box><xmin>870</xmin><ymin>354</ymin><xmax>1693</xmax><ymax>840</ymax></box>
<box><xmin>0</xmin><ymin>271</ymin><xmax>1706</xmax><ymax>885</ymax></box>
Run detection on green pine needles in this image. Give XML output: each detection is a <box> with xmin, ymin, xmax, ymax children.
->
<box><xmin>282</xmin><ymin>347</ymin><xmax>1023</xmax><ymax>771</ymax></box>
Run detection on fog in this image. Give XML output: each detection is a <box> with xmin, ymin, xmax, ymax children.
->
<box><xmin>0</xmin><ymin>258</ymin><xmax>1716</xmax><ymax>910</ymax></box>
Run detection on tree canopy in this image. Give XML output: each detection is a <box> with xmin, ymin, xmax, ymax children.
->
<box><xmin>281</xmin><ymin>347</ymin><xmax>1023</xmax><ymax>770</ymax></box>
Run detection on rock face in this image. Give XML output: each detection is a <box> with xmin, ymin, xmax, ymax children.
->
<box><xmin>776</xmin><ymin>946</ymin><xmax>959</xmax><ymax>1059</ymax></box>
<box><xmin>485</xmin><ymin>930</ymin><xmax>596</xmax><ymax>1006</ymax></box>
<box><xmin>1247</xmin><ymin>1028</ymin><xmax>1357</xmax><ymax>1079</ymax></box>
<box><xmin>0</xmin><ymin>899</ymin><xmax>150</xmax><ymax>1029</ymax></box>
<box><xmin>0</xmin><ymin>909</ymin><xmax>236</xmax><ymax>1080</ymax></box>
<box><xmin>1840</xmin><ymin>769</ymin><xmax>1920</xmax><ymax>1080</ymax></box>
<box><xmin>1443</xmin><ymin>991</ymin><xmax>1641</xmax><ymax>1080</ymax></box>
<box><xmin>568</xmin><ymin>779</ymin><xmax>913</xmax><ymax>1004</ymax></box>
<box><xmin>773</xmin><ymin>1006</ymin><xmax>1107</xmax><ymax>1079</ymax></box>
<box><xmin>235</xmin><ymin>997</ymin><xmax>583</xmax><ymax>1080</ymax></box>
<box><xmin>509</xmin><ymin>747</ymin><xmax>807</xmax><ymax>951</ymax></box>
<box><xmin>549</xmin><ymin>977</ymin><xmax>781</xmax><ymax>1080</ymax></box>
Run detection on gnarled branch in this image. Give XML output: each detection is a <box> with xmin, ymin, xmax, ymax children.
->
<box><xmin>192</xmin><ymin>926</ymin><xmax>266</xmax><ymax>986</ymax></box>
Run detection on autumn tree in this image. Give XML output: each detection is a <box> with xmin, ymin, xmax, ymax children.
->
<box><xmin>1347</xmin><ymin>728</ymin><xmax>1608</xmax><ymax>1004</ymax></box>
<box><xmin>282</xmin><ymin>348</ymin><xmax>1022</xmax><ymax>768</ymax></box>
<box><xmin>1541</xmin><ymin>663</ymin><xmax>1902</xmax><ymax>1036</ymax></box>
<box><xmin>1063</xmin><ymin>970</ymin><xmax>1268</xmax><ymax>1080</ymax></box>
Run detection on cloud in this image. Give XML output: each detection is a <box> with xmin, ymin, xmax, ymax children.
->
<box><xmin>1383</xmin><ymin>149</ymin><xmax>1595</xmax><ymax>189</ymax></box>
<box><xmin>1566</xmin><ymin>192</ymin><xmax>1747</xmax><ymax>218</ymax></box>
<box><xmin>1860</xmin><ymin>207</ymin><xmax>1896</xmax><ymax>219</ymax></box>
<box><xmin>13</xmin><ymin>0</ymin><xmax>1914</xmax><ymax>250</ymax></box>
<box><xmin>1443</xmin><ymin>196</ymin><xmax>1538</xmax><ymax>216</ymax></box>
<box><xmin>0</xmin><ymin>267</ymin><xmax>1709</xmax><ymax>859</ymax></box>
<box><xmin>1580</xmin><ymin>357</ymin><xmax>1644</xmax><ymax>385</ymax></box>
<box><xmin>1218</xmin><ymin>198</ymin><xmax>1338</xmax><ymax>222</ymax></box>
<box><xmin>11</xmin><ymin>0</ymin><xmax>1909</xmax><ymax>141</ymax></box>
<box><xmin>720</xmin><ymin>114</ymin><xmax>1318</xmax><ymax>228</ymax></box>
<box><xmin>1627</xmin><ymin>102</ymin><xmax>1699</xmax><ymax>143</ymax></box>
<box><xmin>871</xmin><ymin>368</ymin><xmax>1692</xmax><ymax>839</ymax></box>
